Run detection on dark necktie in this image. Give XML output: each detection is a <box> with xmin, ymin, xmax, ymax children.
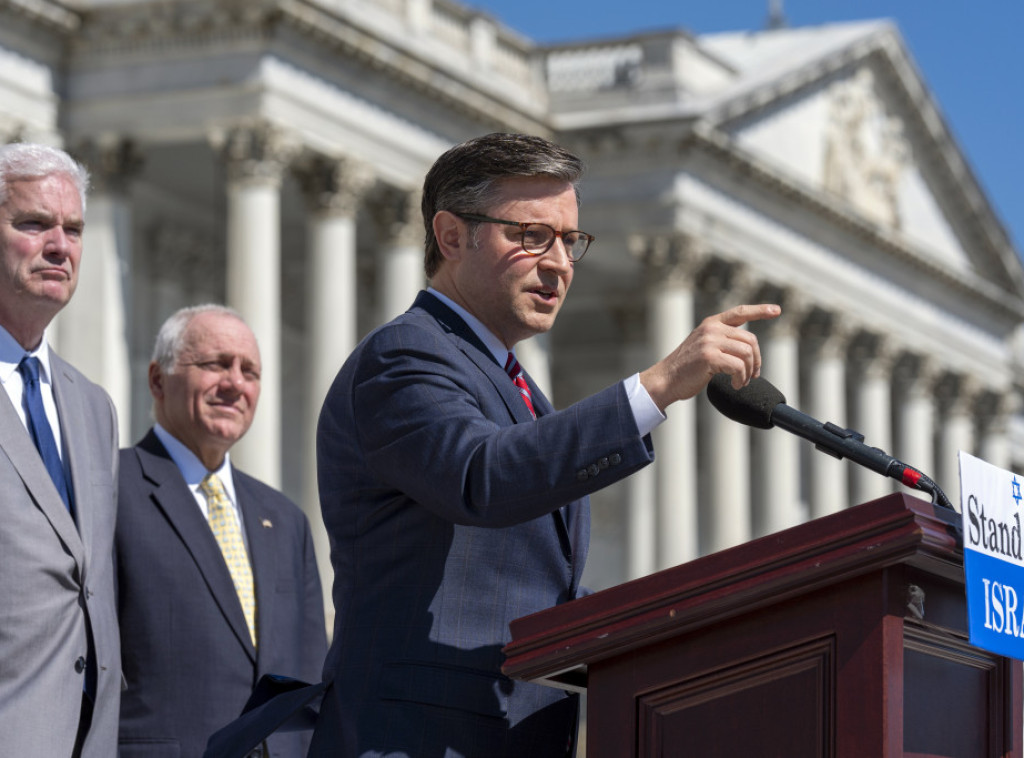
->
<box><xmin>18</xmin><ymin>356</ymin><xmax>73</xmax><ymax>516</ymax></box>
<box><xmin>504</xmin><ymin>352</ymin><xmax>536</xmax><ymax>420</ymax></box>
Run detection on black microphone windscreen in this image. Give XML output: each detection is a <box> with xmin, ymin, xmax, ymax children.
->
<box><xmin>706</xmin><ymin>374</ymin><xmax>786</xmax><ymax>430</ymax></box>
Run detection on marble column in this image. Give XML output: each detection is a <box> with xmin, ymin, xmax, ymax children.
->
<box><xmin>146</xmin><ymin>223</ymin><xmax>221</xmax><ymax>436</ymax></box>
<box><xmin>892</xmin><ymin>353</ymin><xmax>938</xmax><ymax>494</ymax></box>
<box><xmin>215</xmin><ymin>123</ymin><xmax>300</xmax><ymax>487</ymax></box>
<box><xmin>697</xmin><ymin>258</ymin><xmax>751</xmax><ymax>552</ymax></box>
<box><xmin>977</xmin><ymin>391</ymin><xmax>1016</xmax><ymax>471</ymax></box>
<box><xmin>751</xmin><ymin>286</ymin><xmax>803</xmax><ymax>536</ymax></box>
<box><xmin>632</xmin><ymin>233</ymin><xmax>703</xmax><ymax>569</ymax></box>
<box><xmin>373</xmin><ymin>186</ymin><xmax>424</xmax><ymax>326</ymax></box>
<box><xmin>801</xmin><ymin>308</ymin><xmax>851</xmax><ymax>517</ymax></box>
<box><xmin>295</xmin><ymin>154</ymin><xmax>374</xmax><ymax>623</ymax></box>
<box><xmin>620</xmin><ymin>317</ymin><xmax>657</xmax><ymax>580</ymax></box>
<box><xmin>935</xmin><ymin>373</ymin><xmax>978</xmax><ymax>503</ymax></box>
<box><xmin>56</xmin><ymin>137</ymin><xmax>141</xmax><ymax>442</ymax></box>
<box><xmin>848</xmin><ymin>333</ymin><xmax>896</xmax><ymax>505</ymax></box>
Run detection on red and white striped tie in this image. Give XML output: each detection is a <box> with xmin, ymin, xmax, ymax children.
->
<box><xmin>504</xmin><ymin>352</ymin><xmax>536</xmax><ymax>420</ymax></box>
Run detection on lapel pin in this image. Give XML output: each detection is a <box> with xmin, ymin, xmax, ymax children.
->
<box><xmin>261</xmin><ymin>518</ymin><xmax>273</xmax><ymax>529</ymax></box>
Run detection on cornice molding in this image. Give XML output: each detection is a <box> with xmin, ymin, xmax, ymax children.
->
<box><xmin>275</xmin><ymin>0</ymin><xmax>549</xmax><ymax>134</ymax></box>
<box><xmin>687</xmin><ymin>122</ymin><xmax>1024</xmax><ymax>322</ymax></box>
<box><xmin>68</xmin><ymin>0</ymin><xmax>550</xmax><ymax>136</ymax></box>
<box><xmin>70</xmin><ymin>0</ymin><xmax>276</xmax><ymax>55</ymax></box>
<box><xmin>0</xmin><ymin>0</ymin><xmax>79</xmax><ymax>33</ymax></box>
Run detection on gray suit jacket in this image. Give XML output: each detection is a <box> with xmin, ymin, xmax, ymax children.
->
<box><xmin>310</xmin><ymin>292</ymin><xmax>655</xmax><ymax>757</ymax></box>
<box><xmin>0</xmin><ymin>349</ymin><xmax>120</xmax><ymax>757</ymax></box>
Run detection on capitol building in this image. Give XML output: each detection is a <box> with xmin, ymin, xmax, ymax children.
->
<box><xmin>3</xmin><ymin>0</ymin><xmax>1021</xmax><ymax>604</ymax></box>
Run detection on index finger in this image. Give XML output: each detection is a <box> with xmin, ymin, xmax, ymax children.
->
<box><xmin>717</xmin><ymin>303</ymin><xmax>781</xmax><ymax>327</ymax></box>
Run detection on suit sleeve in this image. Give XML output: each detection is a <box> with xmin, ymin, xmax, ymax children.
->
<box><xmin>299</xmin><ymin>518</ymin><xmax>328</xmax><ymax>681</ymax></box>
<box><xmin>331</xmin><ymin>322</ymin><xmax>654</xmax><ymax>528</ymax></box>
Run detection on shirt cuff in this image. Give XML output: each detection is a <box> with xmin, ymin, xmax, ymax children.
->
<box><xmin>625</xmin><ymin>372</ymin><xmax>666</xmax><ymax>438</ymax></box>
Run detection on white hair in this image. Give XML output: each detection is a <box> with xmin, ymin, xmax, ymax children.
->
<box><xmin>151</xmin><ymin>304</ymin><xmax>247</xmax><ymax>372</ymax></box>
<box><xmin>0</xmin><ymin>142</ymin><xmax>90</xmax><ymax>212</ymax></box>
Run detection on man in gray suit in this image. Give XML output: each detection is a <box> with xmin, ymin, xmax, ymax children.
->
<box><xmin>0</xmin><ymin>143</ymin><xmax>121</xmax><ymax>756</ymax></box>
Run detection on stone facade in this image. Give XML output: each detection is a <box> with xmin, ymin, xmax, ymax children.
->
<box><xmin>2</xmin><ymin>0</ymin><xmax>1021</xmax><ymax>606</ymax></box>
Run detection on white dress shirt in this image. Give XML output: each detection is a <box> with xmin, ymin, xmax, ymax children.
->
<box><xmin>152</xmin><ymin>423</ymin><xmax>248</xmax><ymax>546</ymax></box>
<box><xmin>0</xmin><ymin>324</ymin><xmax>65</xmax><ymax>459</ymax></box>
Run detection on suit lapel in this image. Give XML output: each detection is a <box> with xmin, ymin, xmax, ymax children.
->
<box><xmin>50</xmin><ymin>354</ymin><xmax>93</xmax><ymax>565</ymax></box>
<box><xmin>238</xmin><ymin>470</ymin><xmax>277</xmax><ymax>668</ymax></box>
<box><xmin>136</xmin><ymin>432</ymin><xmax>256</xmax><ymax>662</ymax></box>
<box><xmin>414</xmin><ymin>291</ymin><xmax>575</xmax><ymax>544</ymax></box>
<box><xmin>414</xmin><ymin>291</ymin><xmax>535</xmax><ymax>425</ymax></box>
<box><xmin>0</xmin><ymin>360</ymin><xmax>83</xmax><ymax>567</ymax></box>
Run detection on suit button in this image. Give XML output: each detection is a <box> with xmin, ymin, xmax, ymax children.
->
<box><xmin>610</xmin><ymin>453</ymin><xmax>622</xmax><ymax>465</ymax></box>
<box><xmin>599</xmin><ymin>457</ymin><xmax>609</xmax><ymax>469</ymax></box>
<box><xmin>576</xmin><ymin>469</ymin><xmax>588</xmax><ymax>481</ymax></box>
<box><xmin>587</xmin><ymin>463</ymin><xmax>599</xmax><ymax>477</ymax></box>
<box><xmin>75</xmin><ymin>656</ymin><xmax>86</xmax><ymax>674</ymax></box>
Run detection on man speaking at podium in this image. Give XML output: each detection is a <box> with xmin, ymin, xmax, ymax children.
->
<box><xmin>311</xmin><ymin>133</ymin><xmax>780</xmax><ymax>757</ymax></box>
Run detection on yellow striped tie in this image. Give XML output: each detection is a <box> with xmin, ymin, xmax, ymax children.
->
<box><xmin>201</xmin><ymin>473</ymin><xmax>257</xmax><ymax>647</ymax></box>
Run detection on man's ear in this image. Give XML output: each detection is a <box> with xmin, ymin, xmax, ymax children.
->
<box><xmin>148</xmin><ymin>361</ymin><xmax>164</xmax><ymax>400</ymax></box>
<box><xmin>433</xmin><ymin>210</ymin><xmax>467</xmax><ymax>263</ymax></box>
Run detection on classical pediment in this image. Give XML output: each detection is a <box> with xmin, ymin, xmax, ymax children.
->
<box><xmin>696</xmin><ymin>22</ymin><xmax>1022</xmax><ymax>297</ymax></box>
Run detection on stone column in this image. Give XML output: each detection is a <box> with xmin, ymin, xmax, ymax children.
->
<box><xmin>848</xmin><ymin>333</ymin><xmax>896</xmax><ymax>505</ymax></box>
<box><xmin>295</xmin><ymin>154</ymin><xmax>374</xmax><ymax>623</ymax></box>
<box><xmin>619</xmin><ymin>312</ymin><xmax>657</xmax><ymax>580</ymax></box>
<box><xmin>56</xmin><ymin>137</ymin><xmax>141</xmax><ymax>442</ymax></box>
<box><xmin>801</xmin><ymin>308</ymin><xmax>851</xmax><ymax>517</ymax></box>
<box><xmin>214</xmin><ymin>122</ymin><xmax>299</xmax><ymax>487</ymax></box>
<box><xmin>977</xmin><ymin>391</ymin><xmax>1016</xmax><ymax>471</ymax></box>
<box><xmin>632</xmin><ymin>233</ymin><xmax>703</xmax><ymax>569</ymax></box>
<box><xmin>750</xmin><ymin>286</ymin><xmax>803</xmax><ymax>536</ymax></box>
<box><xmin>696</xmin><ymin>258</ymin><xmax>751</xmax><ymax>552</ymax></box>
<box><xmin>935</xmin><ymin>373</ymin><xmax>978</xmax><ymax>502</ymax></box>
<box><xmin>146</xmin><ymin>223</ymin><xmax>222</xmax><ymax>435</ymax></box>
<box><xmin>373</xmin><ymin>186</ymin><xmax>424</xmax><ymax>325</ymax></box>
<box><xmin>892</xmin><ymin>354</ymin><xmax>938</xmax><ymax>492</ymax></box>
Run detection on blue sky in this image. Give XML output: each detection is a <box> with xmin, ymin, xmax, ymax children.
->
<box><xmin>470</xmin><ymin>0</ymin><xmax>1022</xmax><ymax>253</ymax></box>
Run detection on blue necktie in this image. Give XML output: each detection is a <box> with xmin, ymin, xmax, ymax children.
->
<box><xmin>18</xmin><ymin>356</ymin><xmax>73</xmax><ymax>517</ymax></box>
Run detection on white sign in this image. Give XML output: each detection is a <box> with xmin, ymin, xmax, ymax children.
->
<box><xmin>959</xmin><ymin>451</ymin><xmax>1024</xmax><ymax>660</ymax></box>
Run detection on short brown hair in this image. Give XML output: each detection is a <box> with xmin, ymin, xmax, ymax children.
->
<box><xmin>421</xmin><ymin>133</ymin><xmax>584</xmax><ymax>278</ymax></box>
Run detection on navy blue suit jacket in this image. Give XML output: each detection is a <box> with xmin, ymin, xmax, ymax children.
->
<box><xmin>310</xmin><ymin>291</ymin><xmax>654</xmax><ymax>757</ymax></box>
<box><xmin>116</xmin><ymin>430</ymin><xmax>327</xmax><ymax>758</ymax></box>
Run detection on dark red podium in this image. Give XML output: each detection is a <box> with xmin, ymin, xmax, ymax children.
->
<box><xmin>503</xmin><ymin>494</ymin><xmax>1022</xmax><ymax>757</ymax></box>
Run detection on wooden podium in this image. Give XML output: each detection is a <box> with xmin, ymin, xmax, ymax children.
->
<box><xmin>503</xmin><ymin>494</ymin><xmax>1021</xmax><ymax>757</ymax></box>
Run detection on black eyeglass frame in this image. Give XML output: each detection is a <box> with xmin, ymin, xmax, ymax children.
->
<box><xmin>452</xmin><ymin>212</ymin><xmax>595</xmax><ymax>262</ymax></box>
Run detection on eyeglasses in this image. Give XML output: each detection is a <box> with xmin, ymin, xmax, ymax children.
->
<box><xmin>453</xmin><ymin>212</ymin><xmax>595</xmax><ymax>262</ymax></box>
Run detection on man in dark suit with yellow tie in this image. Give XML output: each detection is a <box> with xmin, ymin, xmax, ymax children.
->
<box><xmin>116</xmin><ymin>304</ymin><xmax>327</xmax><ymax>757</ymax></box>
<box><xmin>0</xmin><ymin>143</ymin><xmax>122</xmax><ymax>756</ymax></box>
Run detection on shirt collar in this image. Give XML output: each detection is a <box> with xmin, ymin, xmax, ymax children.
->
<box><xmin>153</xmin><ymin>423</ymin><xmax>237</xmax><ymax>502</ymax></box>
<box><xmin>0</xmin><ymin>323</ymin><xmax>53</xmax><ymax>386</ymax></box>
<box><xmin>427</xmin><ymin>287</ymin><xmax>513</xmax><ymax>368</ymax></box>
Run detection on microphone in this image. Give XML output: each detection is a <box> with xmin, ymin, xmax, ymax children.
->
<box><xmin>706</xmin><ymin>373</ymin><xmax>954</xmax><ymax>511</ymax></box>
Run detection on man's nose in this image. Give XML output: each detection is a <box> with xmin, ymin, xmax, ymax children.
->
<box><xmin>539</xmin><ymin>237</ymin><xmax>572</xmax><ymax>273</ymax></box>
<box><xmin>219</xmin><ymin>363</ymin><xmax>245</xmax><ymax>388</ymax></box>
<box><xmin>43</xmin><ymin>227</ymin><xmax>75</xmax><ymax>256</ymax></box>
